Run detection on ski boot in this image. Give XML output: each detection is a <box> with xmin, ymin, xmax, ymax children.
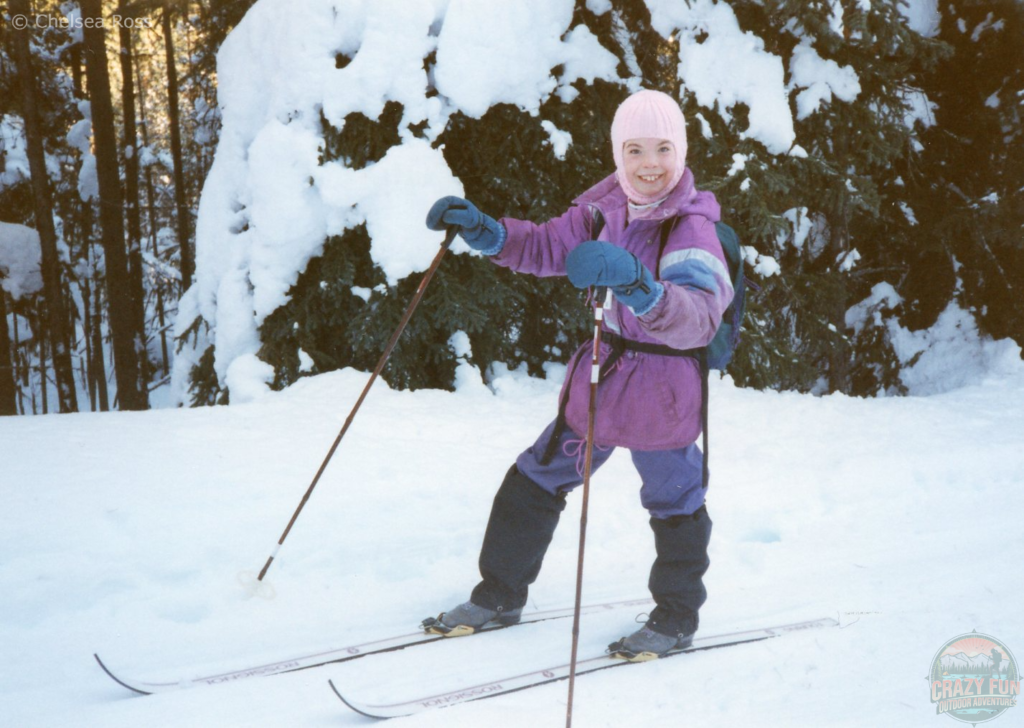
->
<box><xmin>421</xmin><ymin>601</ymin><xmax>522</xmax><ymax>637</ymax></box>
<box><xmin>608</xmin><ymin>624</ymin><xmax>694</xmax><ymax>662</ymax></box>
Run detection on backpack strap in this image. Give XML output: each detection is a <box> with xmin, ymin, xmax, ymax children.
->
<box><xmin>589</xmin><ymin>205</ymin><xmax>606</xmax><ymax>240</ymax></box>
<box><xmin>697</xmin><ymin>349</ymin><xmax>709</xmax><ymax>490</ymax></box>
<box><xmin>655</xmin><ymin>216</ymin><xmax>710</xmax><ymax>490</ymax></box>
<box><xmin>655</xmin><ymin>217</ymin><xmax>676</xmax><ymax>277</ymax></box>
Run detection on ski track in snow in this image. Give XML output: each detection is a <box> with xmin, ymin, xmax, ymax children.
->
<box><xmin>1</xmin><ymin>366</ymin><xmax>1022</xmax><ymax>726</ymax></box>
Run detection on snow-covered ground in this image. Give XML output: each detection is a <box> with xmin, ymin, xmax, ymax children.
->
<box><xmin>2</xmin><ymin>356</ymin><xmax>1022</xmax><ymax>727</ymax></box>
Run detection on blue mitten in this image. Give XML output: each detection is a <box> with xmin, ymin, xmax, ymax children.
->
<box><xmin>565</xmin><ymin>241</ymin><xmax>664</xmax><ymax>315</ymax></box>
<box><xmin>425</xmin><ymin>196</ymin><xmax>506</xmax><ymax>254</ymax></box>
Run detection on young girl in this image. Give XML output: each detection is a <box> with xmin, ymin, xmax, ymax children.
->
<box><xmin>424</xmin><ymin>89</ymin><xmax>733</xmax><ymax>659</ymax></box>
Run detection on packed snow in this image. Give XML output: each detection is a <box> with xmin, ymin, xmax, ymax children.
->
<box><xmin>2</xmin><ymin>354</ymin><xmax>1023</xmax><ymax>726</ymax></box>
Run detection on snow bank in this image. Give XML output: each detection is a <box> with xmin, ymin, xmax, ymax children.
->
<box><xmin>2</xmin><ymin>355</ymin><xmax>1023</xmax><ymax>726</ymax></box>
<box><xmin>892</xmin><ymin>302</ymin><xmax>1023</xmax><ymax>395</ymax></box>
<box><xmin>847</xmin><ymin>284</ymin><xmax>1024</xmax><ymax>395</ymax></box>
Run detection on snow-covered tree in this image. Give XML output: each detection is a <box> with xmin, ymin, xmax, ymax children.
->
<box><xmin>168</xmin><ymin>0</ymin><xmax>1018</xmax><ymax>404</ymax></box>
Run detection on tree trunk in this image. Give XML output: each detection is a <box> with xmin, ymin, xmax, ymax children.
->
<box><xmin>11</xmin><ymin>0</ymin><xmax>79</xmax><ymax>414</ymax></box>
<box><xmin>80</xmin><ymin>0</ymin><xmax>148</xmax><ymax>410</ymax></box>
<box><xmin>826</xmin><ymin>190</ymin><xmax>852</xmax><ymax>394</ymax></box>
<box><xmin>12</xmin><ymin>311</ymin><xmax>26</xmax><ymax>414</ymax></box>
<box><xmin>70</xmin><ymin>41</ymin><xmax>109</xmax><ymax>412</ymax></box>
<box><xmin>163</xmin><ymin>9</ymin><xmax>195</xmax><ymax>291</ymax></box>
<box><xmin>118</xmin><ymin>4</ymin><xmax>150</xmax><ymax>385</ymax></box>
<box><xmin>92</xmin><ymin>280</ymin><xmax>110</xmax><ymax>411</ymax></box>
<box><xmin>135</xmin><ymin>48</ymin><xmax>171</xmax><ymax>375</ymax></box>
<box><xmin>38</xmin><ymin>316</ymin><xmax>48</xmax><ymax>414</ymax></box>
<box><xmin>0</xmin><ymin>290</ymin><xmax>17</xmax><ymax>415</ymax></box>
<box><xmin>80</xmin><ymin>276</ymin><xmax>95</xmax><ymax>411</ymax></box>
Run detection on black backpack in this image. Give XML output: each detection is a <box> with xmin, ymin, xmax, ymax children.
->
<box><xmin>702</xmin><ymin>221</ymin><xmax>746</xmax><ymax>370</ymax></box>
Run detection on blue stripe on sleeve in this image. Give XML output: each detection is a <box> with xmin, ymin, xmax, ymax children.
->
<box><xmin>661</xmin><ymin>259</ymin><xmax>721</xmax><ymax>295</ymax></box>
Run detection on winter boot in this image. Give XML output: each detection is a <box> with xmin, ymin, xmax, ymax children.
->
<box><xmin>608</xmin><ymin>624</ymin><xmax>695</xmax><ymax>661</ymax></box>
<box><xmin>421</xmin><ymin>600</ymin><xmax>523</xmax><ymax>637</ymax></box>
<box><xmin>610</xmin><ymin>505</ymin><xmax>712</xmax><ymax>660</ymax></box>
<box><xmin>423</xmin><ymin>465</ymin><xmax>566</xmax><ymax>635</ymax></box>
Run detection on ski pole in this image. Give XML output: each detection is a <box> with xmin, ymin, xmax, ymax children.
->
<box><xmin>257</xmin><ymin>224</ymin><xmax>460</xmax><ymax>582</ymax></box>
<box><xmin>565</xmin><ymin>286</ymin><xmax>607</xmax><ymax>728</ymax></box>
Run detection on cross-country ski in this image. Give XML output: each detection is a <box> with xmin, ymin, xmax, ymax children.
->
<box><xmin>93</xmin><ymin>597</ymin><xmax>653</xmax><ymax>694</ymax></box>
<box><xmin>329</xmin><ymin>617</ymin><xmax>839</xmax><ymax>719</ymax></box>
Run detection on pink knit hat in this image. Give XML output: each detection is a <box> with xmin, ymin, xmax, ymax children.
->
<box><xmin>611</xmin><ymin>89</ymin><xmax>688</xmax><ymax>205</ymax></box>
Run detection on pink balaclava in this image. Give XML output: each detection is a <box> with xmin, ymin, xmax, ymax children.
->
<box><xmin>611</xmin><ymin>89</ymin><xmax>688</xmax><ymax>205</ymax></box>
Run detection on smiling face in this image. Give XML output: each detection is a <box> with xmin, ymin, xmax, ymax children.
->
<box><xmin>621</xmin><ymin>138</ymin><xmax>678</xmax><ymax>199</ymax></box>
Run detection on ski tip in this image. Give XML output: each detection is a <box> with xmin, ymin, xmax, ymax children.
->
<box><xmin>328</xmin><ymin>679</ymin><xmax>379</xmax><ymax>719</ymax></box>
<box><xmin>93</xmin><ymin>653</ymin><xmax>152</xmax><ymax>696</ymax></box>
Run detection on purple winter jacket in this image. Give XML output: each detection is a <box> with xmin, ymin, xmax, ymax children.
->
<box><xmin>492</xmin><ymin>170</ymin><xmax>734</xmax><ymax>451</ymax></box>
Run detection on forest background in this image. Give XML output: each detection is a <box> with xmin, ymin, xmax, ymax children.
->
<box><xmin>1</xmin><ymin>0</ymin><xmax>1021</xmax><ymax>417</ymax></box>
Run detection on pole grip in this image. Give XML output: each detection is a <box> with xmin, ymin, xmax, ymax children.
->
<box><xmin>441</xmin><ymin>223</ymin><xmax>459</xmax><ymax>250</ymax></box>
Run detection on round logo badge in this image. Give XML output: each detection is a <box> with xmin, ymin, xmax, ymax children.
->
<box><xmin>929</xmin><ymin>631</ymin><xmax>1019</xmax><ymax>723</ymax></box>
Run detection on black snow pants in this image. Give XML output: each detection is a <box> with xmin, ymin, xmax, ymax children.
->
<box><xmin>470</xmin><ymin>464</ymin><xmax>712</xmax><ymax>636</ymax></box>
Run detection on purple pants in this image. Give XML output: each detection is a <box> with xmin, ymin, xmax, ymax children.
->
<box><xmin>516</xmin><ymin>419</ymin><xmax>706</xmax><ymax>519</ymax></box>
